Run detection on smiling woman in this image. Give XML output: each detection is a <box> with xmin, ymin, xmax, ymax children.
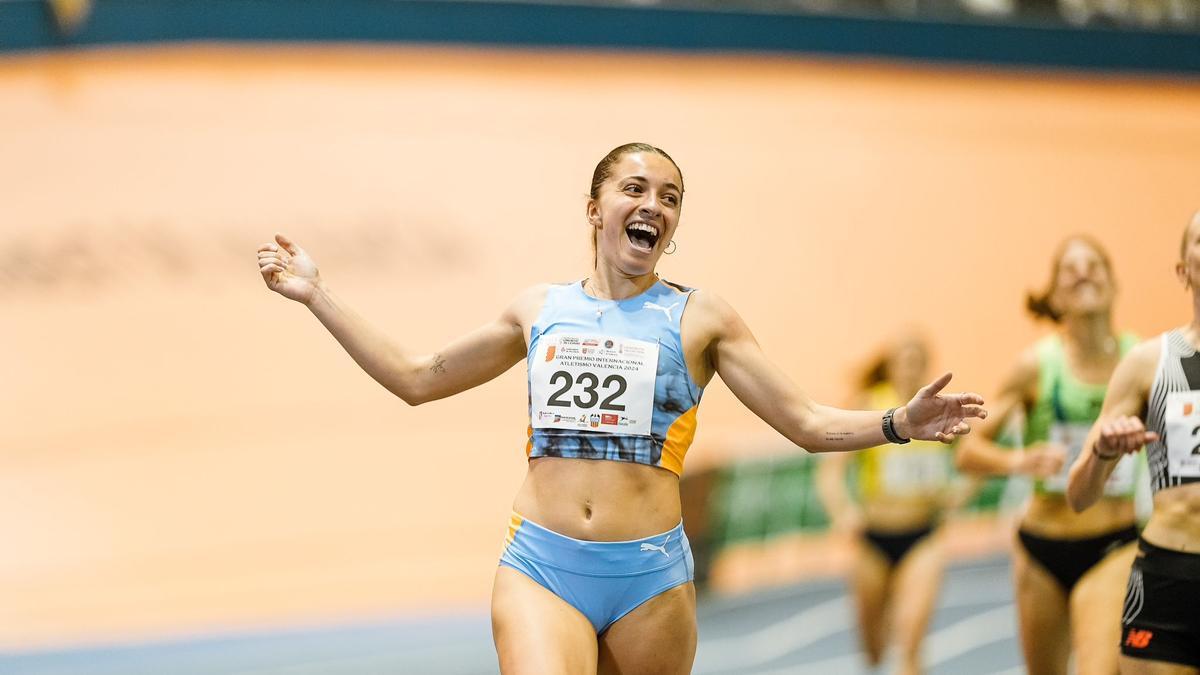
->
<box><xmin>256</xmin><ymin>142</ymin><xmax>987</xmax><ymax>674</ymax></box>
<box><xmin>585</xmin><ymin>142</ymin><xmax>683</xmax><ymax>267</ymax></box>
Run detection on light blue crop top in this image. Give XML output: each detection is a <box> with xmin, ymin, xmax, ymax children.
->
<box><xmin>525</xmin><ymin>279</ymin><xmax>703</xmax><ymax>476</ymax></box>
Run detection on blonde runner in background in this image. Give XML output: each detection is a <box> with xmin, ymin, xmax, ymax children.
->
<box><xmin>957</xmin><ymin>236</ymin><xmax>1139</xmax><ymax>675</ymax></box>
<box><xmin>1068</xmin><ymin>212</ymin><xmax>1200</xmax><ymax>675</ymax></box>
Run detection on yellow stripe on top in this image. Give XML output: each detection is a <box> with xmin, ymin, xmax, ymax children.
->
<box><xmin>660</xmin><ymin>405</ymin><xmax>698</xmax><ymax>476</ymax></box>
<box><xmin>525</xmin><ymin>424</ymin><xmax>534</xmax><ymax>457</ymax></box>
<box><xmin>502</xmin><ymin>512</ymin><xmax>525</xmax><ymax>553</ymax></box>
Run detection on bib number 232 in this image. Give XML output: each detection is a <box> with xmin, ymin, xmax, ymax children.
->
<box><xmin>530</xmin><ymin>334</ymin><xmax>658</xmax><ymax>436</ymax></box>
<box><xmin>547</xmin><ymin>371</ymin><xmax>627</xmax><ymax>410</ymax></box>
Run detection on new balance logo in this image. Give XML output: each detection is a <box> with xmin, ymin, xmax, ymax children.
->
<box><xmin>640</xmin><ymin>533</ymin><xmax>671</xmax><ymax>557</ymax></box>
<box><xmin>1124</xmin><ymin>629</ymin><xmax>1153</xmax><ymax>649</ymax></box>
<box><xmin>643</xmin><ymin>301</ymin><xmax>679</xmax><ymax>321</ymax></box>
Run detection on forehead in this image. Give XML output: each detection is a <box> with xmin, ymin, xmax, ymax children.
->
<box><xmin>892</xmin><ymin>338</ymin><xmax>927</xmax><ymax>358</ymax></box>
<box><xmin>609</xmin><ymin>152</ymin><xmax>681</xmax><ymax>185</ymax></box>
<box><xmin>1059</xmin><ymin>239</ymin><xmax>1103</xmax><ymax>263</ymax></box>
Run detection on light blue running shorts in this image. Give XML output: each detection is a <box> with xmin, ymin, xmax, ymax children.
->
<box><xmin>498</xmin><ymin>512</ymin><xmax>695</xmax><ymax>633</ymax></box>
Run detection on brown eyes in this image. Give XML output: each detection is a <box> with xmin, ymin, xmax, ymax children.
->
<box><xmin>621</xmin><ymin>184</ymin><xmax>679</xmax><ymax>207</ymax></box>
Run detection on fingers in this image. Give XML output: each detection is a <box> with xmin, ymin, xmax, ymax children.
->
<box><xmin>917</xmin><ymin>372</ymin><xmax>953</xmax><ymax>399</ymax></box>
<box><xmin>932</xmin><ymin>421</ymin><xmax>972</xmax><ymax>444</ymax></box>
<box><xmin>956</xmin><ymin>393</ymin><xmax>986</xmax><ymax>407</ymax></box>
<box><xmin>1098</xmin><ymin>416</ymin><xmax>1152</xmax><ymax>455</ymax></box>
<box><xmin>960</xmin><ymin>404</ymin><xmax>988</xmax><ymax>420</ymax></box>
<box><xmin>258</xmin><ymin>250</ymin><xmax>287</xmax><ymax>266</ymax></box>
<box><xmin>258</xmin><ymin>247</ymin><xmax>285</xmax><ymax>284</ymax></box>
<box><xmin>260</xmin><ymin>262</ymin><xmax>284</xmax><ymax>275</ymax></box>
<box><xmin>275</xmin><ymin>232</ymin><xmax>301</xmax><ymax>256</ymax></box>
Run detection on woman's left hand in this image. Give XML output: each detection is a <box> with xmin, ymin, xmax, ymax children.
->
<box><xmin>897</xmin><ymin>372</ymin><xmax>987</xmax><ymax>443</ymax></box>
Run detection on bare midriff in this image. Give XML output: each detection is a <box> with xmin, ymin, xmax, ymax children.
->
<box><xmin>511</xmin><ymin>457</ymin><xmax>682</xmax><ymax>541</ymax></box>
<box><xmin>862</xmin><ymin>495</ymin><xmax>944</xmax><ymax>532</ymax></box>
<box><xmin>1020</xmin><ymin>493</ymin><xmax>1135</xmax><ymax>539</ymax></box>
<box><xmin>1142</xmin><ymin>483</ymin><xmax>1200</xmax><ymax>553</ymax></box>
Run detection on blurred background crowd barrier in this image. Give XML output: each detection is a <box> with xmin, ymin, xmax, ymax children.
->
<box><xmin>5</xmin><ymin>0</ymin><xmax>1200</xmax><ymax>70</ymax></box>
<box><xmin>2</xmin><ymin>0</ymin><xmax>1198</xmax><ymax>664</ymax></box>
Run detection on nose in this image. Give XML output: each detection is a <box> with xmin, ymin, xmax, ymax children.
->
<box><xmin>1065</xmin><ymin>259</ymin><xmax>1089</xmax><ymax>280</ymax></box>
<box><xmin>638</xmin><ymin>193</ymin><xmax>662</xmax><ymax>217</ymax></box>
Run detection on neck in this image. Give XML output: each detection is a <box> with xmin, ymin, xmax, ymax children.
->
<box><xmin>1060</xmin><ymin>311</ymin><xmax>1116</xmax><ymax>361</ymax></box>
<box><xmin>585</xmin><ymin>264</ymin><xmax>658</xmax><ymax>300</ymax></box>
<box><xmin>1185</xmin><ymin>289</ymin><xmax>1200</xmax><ymax>343</ymax></box>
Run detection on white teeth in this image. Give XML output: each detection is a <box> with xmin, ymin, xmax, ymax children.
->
<box><xmin>626</xmin><ymin>222</ymin><xmax>659</xmax><ymax>237</ymax></box>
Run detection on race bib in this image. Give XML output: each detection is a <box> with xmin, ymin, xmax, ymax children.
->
<box><xmin>1164</xmin><ymin>391</ymin><xmax>1200</xmax><ymax>479</ymax></box>
<box><xmin>529</xmin><ymin>334</ymin><xmax>658</xmax><ymax>436</ymax></box>
<box><xmin>881</xmin><ymin>449</ymin><xmax>949</xmax><ymax>495</ymax></box>
<box><xmin>1043</xmin><ymin>421</ymin><xmax>1135</xmax><ymax>495</ymax></box>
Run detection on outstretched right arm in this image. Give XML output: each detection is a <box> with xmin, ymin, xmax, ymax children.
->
<box><xmin>1066</xmin><ymin>340</ymin><xmax>1159</xmax><ymax>512</ymax></box>
<box><xmin>258</xmin><ymin>233</ymin><xmax>534</xmax><ymax>406</ymax></box>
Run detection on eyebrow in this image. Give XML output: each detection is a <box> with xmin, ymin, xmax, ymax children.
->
<box><xmin>623</xmin><ymin>175</ymin><xmax>682</xmax><ymax>192</ymax></box>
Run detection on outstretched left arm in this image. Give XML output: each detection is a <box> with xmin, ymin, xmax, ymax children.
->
<box><xmin>700</xmin><ymin>292</ymin><xmax>986</xmax><ymax>452</ymax></box>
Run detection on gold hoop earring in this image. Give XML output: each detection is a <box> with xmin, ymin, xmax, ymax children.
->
<box><xmin>664</xmin><ymin>240</ymin><xmax>677</xmax><ymax>255</ymax></box>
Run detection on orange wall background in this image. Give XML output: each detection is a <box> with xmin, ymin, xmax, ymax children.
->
<box><xmin>1</xmin><ymin>46</ymin><xmax>1197</xmax><ymax>651</ymax></box>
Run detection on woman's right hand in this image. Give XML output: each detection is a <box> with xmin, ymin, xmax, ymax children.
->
<box><xmin>257</xmin><ymin>233</ymin><xmax>321</xmax><ymax>305</ymax></box>
<box><xmin>1012</xmin><ymin>443</ymin><xmax>1066</xmax><ymax>478</ymax></box>
<box><xmin>1094</xmin><ymin>415</ymin><xmax>1158</xmax><ymax>458</ymax></box>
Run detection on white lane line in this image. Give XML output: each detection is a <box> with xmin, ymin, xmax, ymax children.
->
<box><xmin>696</xmin><ymin>579</ymin><xmax>1012</xmax><ymax>675</ymax></box>
<box><xmin>755</xmin><ymin>651</ymin><xmax>867</xmax><ymax>675</ymax></box>
<box><xmin>693</xmin><ymin>596</ymin><xmax>850</xmax><ymax>674</ymax></box>
<box><xmin>925</xmin><ymin>604</ymin><xmax>1016</xmax><ymax>666</ymax></box>
<box><xmin>698</xmin><ymin>583</ymin><xmax>842</xmax><ymax>617</ymax></box>
<box><xmin>749</xmin><ymin>605</ymin><xmax>1015</xmax><ymax>675</ymax></box>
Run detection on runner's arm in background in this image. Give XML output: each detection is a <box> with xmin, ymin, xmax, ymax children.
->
<box><xmin>955</xmin><ymin>347</ymin><xmax>1063</xmax><ymax>478</ymax></box>
<box><xmin>1067</xmin><ymin>340</ymin><xmax>1160</xmax><ymax>512</ymax></box>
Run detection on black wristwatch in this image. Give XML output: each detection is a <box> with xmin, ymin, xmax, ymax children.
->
<box><xmin>882</xmin><ymin>407</ymin><xmax>910</xmax><ymax>444</ymax></box>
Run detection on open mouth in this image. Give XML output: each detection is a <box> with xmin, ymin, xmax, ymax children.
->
<box><xmin>625</xmin><ymin>222</ymin><xmax>660</xmax><ymax>253</ymax></box>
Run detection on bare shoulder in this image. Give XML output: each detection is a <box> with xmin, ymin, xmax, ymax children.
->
<box><xmin>502</xmin><ymin>283</ymin><xmax>553</xmax><ymax>325</ymax></box>
<box><xmin>684</xmin><ymin>287</ymin><xmax>740</xmax><ymax>328</ymax></box>
<box><xmin>1011</xmin><ymin>344</ymin><xmax>1042</xmax><ymax>387</ymax></box>
<box><xmin>679</xmin><ymin>288</ymin><xmax>748</xmax><ymax>384</ymax></box>
<box><xmin>995</xmin><ymin>344</ymin><xmax>1041</xmax><ymax>404</ymax></box>
<box><xmin>1117</xmin><ymin>336</ymin><xmax>1163</xmax><ymax>389</ymax></box>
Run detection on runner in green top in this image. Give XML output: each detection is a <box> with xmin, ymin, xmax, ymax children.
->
<box><xmin>957</xmin><ymin>236</ymin><xmax>1139</xmax><ymax>675</ymax></box>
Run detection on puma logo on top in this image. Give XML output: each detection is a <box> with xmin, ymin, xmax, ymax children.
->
<box><xmin>640</xmin><ymin>533</ymin><xmax>671</xmax><ymax>557</ymax></box>
<box><xmin>643</xmin><ymin>301</ymin><xmax>679</xmax><ymax>321</ymax></box>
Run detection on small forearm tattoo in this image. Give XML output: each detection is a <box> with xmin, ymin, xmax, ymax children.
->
<box><xmin>430</xmin><ymin>354</ymin><xmax>447</xmax><ymax>375</ymax></box>
<box><xmin>825</xmin><ymin>431</ymin><xmax>853</xmax><ymax>443</ymax></box>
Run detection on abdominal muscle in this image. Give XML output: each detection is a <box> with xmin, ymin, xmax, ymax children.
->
<box><xmin>1142</xmin><ymin>482</ymin><xmax>1200</xmax><ymax>552</ymax></box>
<box><xmin>862</xmin><ymin>494</ymin><xmax>944</xmax><ymax>532</ymax></box>
<box><xmin>1020</xmin><ymin>493</ymin><xmax>1135</xmax><ymax>539</ymax></box>
<box><xmin>511</xmin><ymin>457</ymin><xmax>683</xmax><ymax>541</ymax></box>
